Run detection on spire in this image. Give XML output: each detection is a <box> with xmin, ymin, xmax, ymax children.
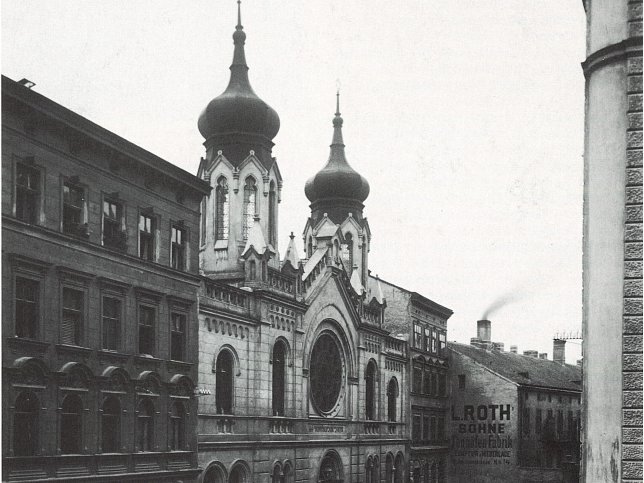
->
<box><xmin>229</xmin><ymin>0</ymin><xmax>251</xmax><ymax>90</ymax></box>
<box><xmin>331</xmin><ymin>88</ymin><xmax>344</xmax><ymax>148</ymax></box>
<box><xmin>283</xmin><ymin>232</ymin><xmax>300</xmax><ymax>268</ymax></box>
<box><xmin>242</xmin><ymin>215</ymin><xmax>273</xmax><ymax>257</ymax></box>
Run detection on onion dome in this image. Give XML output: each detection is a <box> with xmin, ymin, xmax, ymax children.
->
<box><xmin>198</xmin><ymin>2</ymin><xmax>280</xmax><ymax>144</ymax></box>
<box><xmin>305</xmin><ymin>92</ymin><xmax>369</xmax><ymax>223</ymax></box>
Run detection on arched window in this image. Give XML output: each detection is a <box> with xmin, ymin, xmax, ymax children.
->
<box><xmin>271</xmin><ymin>463</ymin><xmax>282</xmax><ymax>483</ymax></box>
<box><xmin>272</xmin><ymin>341</ymin><xmax>287</xmax><ymax>416</ymax></box>
<box><xmin>215</xmin><ymin>176</ymin><xmax>229</xmax><ymax>241</ymax></box>
<box><xmin>269</xmin><ymin>181</ymin><xmax>277</xmax><ymax>246</ymax></box>
<box><xmin>343</xmin><ymin>233</ymin><xmax>353</xmax><ymax>271</ymax></box>
<box><xmin>137</xmin><ymin>398</ymin><xmax>154</xmax><ymax>451</ymax></box>
<box><xmin>365</xmin><ymin>456</ymin><xmax>373</xmax><ymax>483</ymax></box>
<box><xmin>13</xmin><ymin>391</ymin><xmax>39</xmax><ymax>456</ymax></box>
<box><xmin>61</xmin><ymin>394</ymin><xmax>82</xmax><ymax>454</ymax></box>
<box><xmin>242</xmin><ymin>177</ymin><xmax>257</xmax><ymax>240</ymax></box>
<box><xmin>307</xmin><ymin>236</ymin><xmax>313</xmax><ymax>257</ymax></box>
<box><xmin>170</xmin><ymin>401</ymin><xmax>186</xmax><ymax>450</ymax></box>
<box><xmin>319</xmin><ymin>451</ymin><xmax>343</xmax><ymax>482</ymax></box>
<box><xmin>388</xmin><ymin>377</ymin><xmax>399</xmax><ymax>422</ymax></box>
<box><xmin>371</xmin><ymin>456</ymin><xmax>379</xmax><ymax>483</ymax></box>
<box><xmin>333</xmin><ymin>239</ymin><xmax>340</xmax><ymax>260</ymax></box>
<box><xmin>283</xmin><ymin>462</ymin><xmax>294</xmax><ymax>483</ymax></box>
<box><xmin>203</xmin><ymin>464</ymin><xmax>227</xmax><ymax>483</ymax></box>
<box><xmin>230</xmin><ymin>463</ymin><xmax>249</xmax><ymax>483</ymax></box>
<box><xmin>216</xmin><ymin>350</ymin><xmax>234</xmax><ymax>414</ymax></box>
<box><xmin>101</xmin><ymin>396</ymin><xmax>120</xmax><ymax>453</ymax></box>
<box><xmin>365</xmin><ymin>360</ymin><xmax>377</xmax><ymax>420</ymax></box>
<box><xmin>249</xmin><ymin>260</ymin><xmax>257</xmax><ymax>280</ymax></box>
<box><xmin>385</xmin><ymin>454</ymin><xmax>394</xmax><ymax>483</ymax></box>
<box><xmin>394</xmin><ymin>453</ymin><xmax>405</xmax><ymax>483</ymax></box>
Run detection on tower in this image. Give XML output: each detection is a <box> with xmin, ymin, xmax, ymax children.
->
<box><xmin>303</xmin><ymin>92</ymin><xmax>371</xmax><ymax>288</ymax></box>
<box><xmin>197</xmin><ymin>2</ymin><xmax>282</xmax><ymax>278</ymax></box>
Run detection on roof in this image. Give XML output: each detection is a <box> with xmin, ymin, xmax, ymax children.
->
<box><xmin>302</xmin><ymin>246</ymin><xmax>328</xmax><ymax>280</ymax></box>
<box><xmin>449</xmin><ymin>341</ymin><xmax>582</xmax><ymax>392</ymax></box>
<box><xmin>2</xmin><ymin>75</ymin><xmax>210</xmax><ymax>195</ymax></box>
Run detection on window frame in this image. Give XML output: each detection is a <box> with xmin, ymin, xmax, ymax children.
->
<box><xmin>60</xmin><ymin>284</ymin><xmax>86</xmax><ymax>346</ymax></box>
<box><xmin>100</xmin><ymin>284</ymin><xmax>125</xmax><ymax>352</ymax></box>
<box><xmin>138</xmin><ymin>211</ymin><xmax>157</xmax><ymax>262</ymax></box>
<box><xmin>214</xmin><ymin>176</ymin><xmax>230</xmax><ymax>243</ymax></box>
<box><xmin>242</xmin><ymin>176</ymin><xmax>258</xmax><ymax>240</ymax></box>
<box><xmin>60</xmin><ymin>393</ymin><xmax>84</xmax><ymax>455</ymax></box>
<box><xmin>136</xmin><ymin>397</ymin><xmax>155</xmax><ymax>452</ymax></box>
<box><xmin>170</xmin><ymin>312</ymin><xmax>187</xmax><ymax>362</ymax></box>
<box><xmin>14</xmin><ymin>158</ymin><xmax>43</xmax><ymax>225</ymax></box>
<box><xmin>14</xmin><ymin>275</ymin><xmax>41</xmax><ymax>340</ymax></box>
<box><xmin>102</xmin><ymin>195</ymin><xmax>126</xmax><ymax>251</ymax></box>
<box><xmin>61</xmin><ymin>177</ymin><xmax>88</xmax><ymax>237</ymax></box>
<box><xmin>137</xmin><ymin>303</ymin><xmax>157</xmax><ymax>357</ymax></box>
<box><xmin>101</xmin><ymin>395</ymin><xmax>121</xmax><ymax>453</ymax></box>
<box><xmin>13</xmin><ymin>390</ymin><xmax>40</xmax><ymax>457</ymax></box>
<box><xmin>170</xmin><ymin>223</ymin><xmax>187</xmax><ymax>271</ymax></box>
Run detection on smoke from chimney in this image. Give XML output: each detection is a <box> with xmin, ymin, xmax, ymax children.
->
<box><xmin>481</xmin><ymin>291</ymin><xmax>524</xmax><ymax>319</ymax></box>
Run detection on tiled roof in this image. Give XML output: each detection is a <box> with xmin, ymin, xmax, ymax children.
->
<box><xmin>449</xmin><ymin>341</ymin><xmax>582</xmax><ymax>392</ymax></box>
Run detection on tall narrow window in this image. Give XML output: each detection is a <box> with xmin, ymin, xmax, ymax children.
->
<box><xmin>16</xmin><ymin>163</ymin><xmax>40</xmax><ymax>224</ymax></box>
<box><xmin>63</xmin><ymin>182</ymin><xmax>84</xmax><ymax>235</ymax></box>
<box><xmin>60</xmin><ymin>394</ymin><xmax>83</xmax><ymax>454</ymax></box>
<box><xmin>536</xmin><ymin>408</ymin><xmax>543</xmax><ymax>434</ymax></box>
<box><xmin>139</xmin><ymin>214</ymin><xmax>155</xmax><ymax>261</ymax></box>
<box><xmin>343</xmin><ymin>233</ymin><xmax>353</xmax><ymax>270</ymax></box>
<box><xmin>438</xmin><ymin>416</ymin><xmax>445</xmax><ymax>441</ymax></box>
<box><xmin>101</xmin><ymin>396</ymin><xmax>120</xmax><ymax>453</ymax></box>
<box><xmin>431</xmin><ymin>329</ymin><xmax>438</xmax><ymax>353</ymax></box>
<box><xmin>423</xmin><ymin>370</ymin><xmax>431</xmax><ymax>395</ymax></box>
<box><xmin>523</xmin><ymin>407</ymin><xmax>531</xmax><ymax>435</ymax></box>
<box><xmin>171</xmin><ymin>225</ymin><xmax>186</xmax><ymax>270</ymax></box>
<box><xmin>268</xmin><ymin>181</ymin><xmax>276</xmax><ymax>246</ymax></box>
<box><xmin>272</xmin><ymin>341</ymin><xmax>286</xmax><ymax>416</ymax></box>
<box><xmin>62</xmin><ymin>287</ymin><xmax>83</xmax><ymax>345</ymax></box>
<box><xmin>430</xmin><ymin>417</ymin><xmax>437</xmax><ymax>442</ymax></box>
<box><xmin>438</xmin><ymin>373</ymin><xmax>446</xmax><ymax>396</ymax></box>
<box><xmin>102</xmin><ymin>296</ymin><xmax>121</xmax><ymax>350</ymax></box>
<box><xmin>137</xmin><ymin>398</ymin><xmax>154</xmax><ymax>451</ymax></box>
<box><xmin>215</xmin><ymin>176</ymin><xmax>229</xmax><ymax>241</ymax></box>
<box><xmin>216</xmin><ymin>351</ymin><xmax>234</xmax><ymax>414</ymax></box>
<box><xmin>138</xmin><ymin>305</ymin><xmax>155</xmax><ymax>356</ymax></box>
<box><xmin>423</xmin><ymin>415</ymin><xmax>430</xmax><ymax>441</ymax></box>
<box><xmin>170</xmin><ymin>313</ymin><xmax>186</xmax><ymax>361</ymax></box>
<box><xmin>412</xmin><ymin>415</ymin><xmax>421</xmax><ymax>442</ymax></box>
<box><xmin>242</xmin><ymin>177</ymin><xmax>257</xmax><ymax>240</ymax></box>
<box><xmin>169</xmin><ymin>401</ymin><xmax>185</xmax><ymax>450</ymax></box>
<box><xmin>413</xmin><ymin>366</ymin><xmax>422</xmax><ymax>393</ymax></box>
<box><xmin>307</xmin><ymin>237</ymin><xmax>313</xmax><ymax>257</ymax></box>
<box><xmin>200</xmin><ymin>197</ymin><xmax>207</xmax><ymax>246</ymax></box>
<box><xmin>414</xmin><ymin>324</ymin><xmax>422</xmax><ymax>348</ymax></box>
<box><xmin>103</xmin><ymin>199</ymin><xmax>125</xmax><ymax>250</ymax></box>
<box><xmin>15</xmin><ymin>277</ymin><xmax>39</xmax><ymax>339</ymax></box>
<box><xmin>424</xmin><ymin>327</ymin><xmax>431</xmax><ymax>352</ymax></box>
<box><xmin>13</xmin><ymin>391</ymin><xmax>39</xmax><ymax>456</ymax></box>
<box><xmin>439</xmin><ymin>332</ymin><xmax>446</xmax><ymax>355</ymax></box>
<box><xmin>387</xmin><ymin>378</ymin><xmax>398</xmax><ymax>422</ymax></box>
<box><xmin>365</xmin><ymin>361</ymin><xmax>377</xmax><ymax>420</ymax></box>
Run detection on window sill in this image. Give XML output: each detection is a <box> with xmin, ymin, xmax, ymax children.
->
<box><xmin>6</xmin><ymin>336</ymin><xmax>49</xmax><ymax>351</ymax></box>
<box><xmin>97</xmin><ymin>349</ymin><xmax>130</xmax><ymax>362</ymax></box>
<box><xmin>56</xmin><ymin>343</ymin><xmax>93</xmax><ymax>356</ymax></box>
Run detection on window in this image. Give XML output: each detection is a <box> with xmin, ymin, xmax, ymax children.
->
<box><xmin>424</xmin><ymin>327</ymin><xmax>431</xmax><ymax>352</ymax></box>
<box><xmin>523</xmin><ymin>408</ymin><xmax>531</xmax><ymax>435</ymax></box>
<box><xmin>412</xmin><ymin>415</ymin><xmax>421</xmax><ymax>442</ymax></box>
<box><xmin>568</xmin><ymin>410</ymin><xmax>574</xmax><ymax>440</ymax></box>
<box><xmin>414</xmin><ymin>324</ymin><xmax>422</xmax><ymax>348</ymax></box>
<box><xmin>102</xmin><ymin>296</ymin><xmax>121</xmax><ymax>350</ymax></box>
<box><xmin>215</xmin><ymin>176</ymin><xmax>229</xmax><ymax>241</ymax></box>
<box><xmin>139</xmin><ymin>214</ymin><xmax>155</xmax><ymax>261</ymax></box>
<box><xmin>15</xmin><ymin>162</ymin><xmax>40</xmax><ymax>224</ymax></box>
<box><xmin>216</xmin><ymin>350</ymin><xmax>234</xmax><ymax>414</ymax></box>
<box><xmin>249</xmin><ymin>260</ymin><xmax>257</xmax><ymax>280</ymax></box>
<box><xmin>536</xmin><ymin>409</ymin><xmax>543</xmax><ymax>434</ymax></box>
<box><xmin>200</xmin><ymin>196</ymin><xmax>207</xmax><ymax>246</ymax></box>
<box><xmin>437</xmin><ymin>417</ymin><xmax>445</xmax><ymax>440</ymax></box>
<box><xmin>61</xmin><ymin>287</ymin><xmax>83</xmax><ymax>345</ymax></box>
<box><xmin>242</xmin><ymin>177</ymin><xmax>257</xmax><ymax>239</ymax></box>
<box><xmin>413</xmin><ymin>366</ymin><xmax>422</xmax><ymax>393</ymax></box>
<box><xmin>310</xmin><ymin>333</ymin><xmax>343</xmax><ymax>414</ymax></box>
<box><xmin>272</xmin><ymin>341</ymin><xmax>286</xmax><ymax>416</ymax></box>
<box><xmin>439</xmin><ymin>332</ymin><xmax>446</xmax><ymax>355</ymax></box>
<box><xmin>169</xmin><ymin>401</ymin><xmax>186</xmax><ymax>450</ymax></box>
<box><xmin>307</xmin><ymin>236</ymin><xmax>313</xmax><ymax>257</ymax></box>
<box><xmin>60</xmin><ymin>394</ymin><xmax>83</xmax><ymax>454</ymax></box>
<box><xmin>15</xmin><ymin>277</ymin><xmax>39</xmax><ymax>338</ymax></box>
<box><xmin>458</xmin><ymin>374</ymin><xmax>466</xmax><ymax>389</ymax></box>
<box><xmin>365</xmin><ymin>361</ymin><xmax>377</xmax><ymax>420</ymax></box>
<box><xmin>387</xmin><ymin>378</ymin><xmax>398</xmax><ymax>422</ymax></box>
<box><xmin>431</xmin><ymin>371</ymin><xmax>438</xmax><ymax>395</ymax></box>
<box><xmin>13</xmin><ymin>391</ymin><xmax>39</xmax><ymax>456</ymax></box>
<box><xmin>103</xmin><ymin>199</ymin><xmax>125</xmax><ymax>250</ymax></box>
<box><xmin>423</xmin><ymin>370</ymin><xmax>431</xmax><ymax>395</ymax></box>
<box><xmin>63</xmin><ymin>181</ymin><xmax>85</xmax><ymax>236</ymax></box>
<box><xmin>430</xmin><ymin>417</ymin><xmax>437</xmax><ymax>442</ymax></box>
<box><xmin>101</xmin><ymin>396</ymin><xmax>120</xmax><ymax>453</ymax></box>
<box><xmin>138</xmin><ymin>305</ymin><xmax>155</xmax><ymax>356</ymax></box>
<box><xmin>343</xmin><ymin>233</ymin><xmax>353</xmax><ymax>270</ymax></box>
<box><xmin>171</xmin><ymin>313</ymin><xmax>186</xmax><ymax>361</ymax></box>
<box><xmin>431</xmin><ymin>329</ymin><xmax>438</xmax><ymax>353</ymax></box>
<box><xmin>438</xmin><ymin>373</ymin><xmax>446</xmax><ymax>396</ymax></box>
<box><xmin>423</xmin><ymin>415</ymin><xmax>430</xmax><ymax>441</ymax></box>
<box><xmin>137</xmin><ymin>398</ymin><xmax>154</xmax><ymax>451</ymax></box>
<box><xmin>171</xmin><ymin>225</ymin><xmax>186</xmax><ymax>270</ymax></box>
<box><xmin>269</xmin><ymin>181</ymin><xmax>277</xmax><ymax>246</ymax></box>
<box><xmin>557</xmin><ymin>409</ymin><xmax>564</xmax><ymax>439</ymax></box>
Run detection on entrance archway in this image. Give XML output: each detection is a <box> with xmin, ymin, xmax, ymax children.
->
<box><xmin>318</xmin><ymin>451</ymin><xmax>344</xmax><ymax>483</ymax></box>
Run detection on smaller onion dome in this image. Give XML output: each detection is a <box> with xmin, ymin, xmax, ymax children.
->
<box><xmin>197</xmin><ymin>3</ymin><xmax>280</xmax><ymax>142</ymax></box>
<box><xmin>305</xmin><ymin>93</ymin><xmax>370</xmax><ymax>205</ymax></box>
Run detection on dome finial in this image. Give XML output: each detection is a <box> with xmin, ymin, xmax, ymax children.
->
<box><xmin>335</xmin><ymin>79</ymin><xmax>341</xmax><ymax>116</ymax></box>
<box><xmin>236</xmin><ymin>0</ymin><xmax>242</xmax><ymax>30</ymax></box>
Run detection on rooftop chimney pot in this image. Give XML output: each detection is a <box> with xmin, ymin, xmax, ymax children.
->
<box><xmin>477</xmin><ymin>319</ymin><xmax>492</xmax><ymax>342</ymax></box>
<box><xmin>553</xmin><ymin>339</ymin><xmax>566</xmax><ymax>365</ymax></box>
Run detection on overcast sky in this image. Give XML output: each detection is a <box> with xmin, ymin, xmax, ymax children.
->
<box><xmin>2</xmin><ymin>1</ymin><xmax>586</xmax><ymax>363</ymax></box>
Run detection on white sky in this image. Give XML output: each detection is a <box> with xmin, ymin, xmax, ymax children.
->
<box><xmin>2</xmin><ymin>1</ymin><xmax>586</xmax><ymax>363</ymax></box>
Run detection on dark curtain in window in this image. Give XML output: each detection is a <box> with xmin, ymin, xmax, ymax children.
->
<box><xmin>272</xmin><ymin>342</ymin><xmax>286</xmax><ymax>416</ymax></box>
<box><xmin>216</xmin><ymin>351</ymin><xmax>234</xmax><ymax>414</ymax></box>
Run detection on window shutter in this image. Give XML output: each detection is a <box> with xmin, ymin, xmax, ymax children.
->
<box><xmin>61</xmin><ymin>314</ymin><xmax>76</xmax><ymax>344</ymax></box>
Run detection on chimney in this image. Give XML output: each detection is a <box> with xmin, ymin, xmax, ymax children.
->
<box><xmin>523</xmin><ymin>350</ymin><xmax>539</xmax><ymax>358</ymax></box>
<box><xmin>553</xmin><ymin>339</ymin><xmax>566</xmax><ymax>365</ymax></box>
<box><xmin>539</xmin><ymin>353</ymin><xmax>548</xmax><ymax>360</ymax></box>
<box><xmin>477</xmin><ymin>319</ymin><xmax>492</xmax><ymax>342</ymax></box>
<box><xmin>493</xmin><ymin>342</ymin><xmax>505</xmax><ymax>351</ymax></box>
<box><xmin>510</xmin><ymin>345</ymin><xmax>518</xmax><ymax>354</ymax></box>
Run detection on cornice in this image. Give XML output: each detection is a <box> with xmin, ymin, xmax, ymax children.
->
<box><xmin>582</xmin><ymin>36</ymin><xmax>643</xmax><ymax>78</ymax></box>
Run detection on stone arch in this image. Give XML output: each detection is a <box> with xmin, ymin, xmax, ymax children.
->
<box><xmin>169</xmin><ymin>373</ymin><xmax>194</xmax><ymax>397</ymax></box>
<box><xmin>394</xmin><ymin>452</ymin><xmax>405</xmax><ymax>483</ymax></box>
<box><xmin>202</xmin><ymin>460</ymin><xmax>227</xmax><ymax>483</ymax></box>
<box><xmin>13</xmin><ymin>356</ymin><xmax>48</xmax><ymax>385</ymax></box>
<box><xmin>318</xmin><ymin>450</ymin><xmax>344</xmax><ymax>482</ymax></box>
<box><xmin>365</xmin><ymin>358</ymin><xmax>379</xmax><ymax>420</ymax></box>
<box><xmin>136</xmin><ymin>370</ymin><xmax>162</xmax><ymax>394</ymax></box>
<box><xmin>229</xmin><ymin>459</ymin><xmax>251</xmax><ymax>483</ymax></box>
<box><xmin>303</xmin><ymin>312</ymin><xmax>358</xmax><ymax>379</ymax></box>
<box><xmin>212</xmin><ymin>344</ymin><xmax>241</xmax><ymax>376</ymax></box>
<box><xmin>101</xmin><ymin>366</ymin><xmax>130</xmax><ymax>391</ymax></box>
<box><xmin>59</xmin><ymin>361</ymin><xmax>93</xmax><ymax>388</ymax></box>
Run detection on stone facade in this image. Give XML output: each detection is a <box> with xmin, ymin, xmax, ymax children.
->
<box><xmin>581</xmin><ymin>1</ymin><xmax>643</xmax><ymax>481</ymax></box>
<box><xmin>1</xmin><ymin>75</ymin><xmax>210</xmax><ymax>482</ymax></box>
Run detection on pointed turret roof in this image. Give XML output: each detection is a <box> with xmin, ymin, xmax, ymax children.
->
<box><xmin>350</xmin><ymin>264</ymin><xmax>365</xmax><ymax>295</ymax></box>
<box><xmin>242</xmin><ymin>215</ymin><xmax>274</xmax><ymax>257</ymax></box>
<box><xmin>283</xmin><ymin>232</ymin><xmax>300</xmax><ymax>268</ymax></box>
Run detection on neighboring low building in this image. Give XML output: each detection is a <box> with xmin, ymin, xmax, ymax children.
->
<box><xmin>2</xmin><ymin>75</ymin><xmax>210</xmax><ymax>482</ymax></box>
<box><xmin>447</xmin><ymin>321</ymin><xmax>582</xmax><ymax>483</ymax></box>
<box><xmin>375</xmin><ymin>277</ymin><xmax>453</xmax><ymax>482</ymax></box>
